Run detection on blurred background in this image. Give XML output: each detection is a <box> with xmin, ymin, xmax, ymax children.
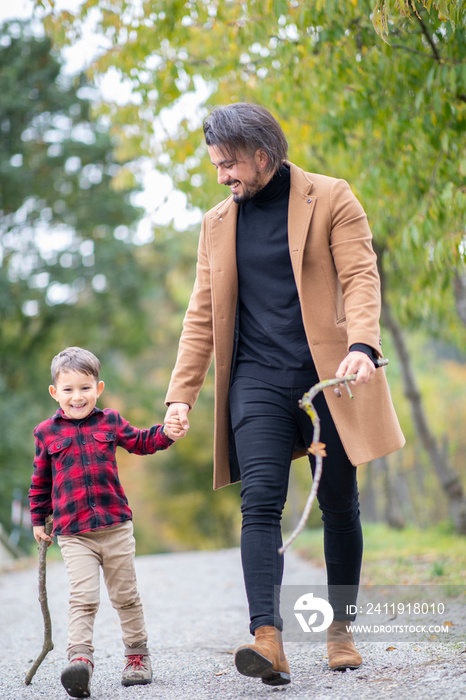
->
<box><xmin>1</xmin><ymin>2</ymin><xmax>465</xmax><ymax>581</ymax></box>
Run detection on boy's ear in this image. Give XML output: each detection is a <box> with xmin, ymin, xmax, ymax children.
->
<box><xmin>49</xmin><ymin>385</ymin><xmax>58</xmax><ymax>401</ymax></box>
<box><xmin>96</xmin><ymin>380</ymin><xmax>105</xmax><ymax>398</ymax></box>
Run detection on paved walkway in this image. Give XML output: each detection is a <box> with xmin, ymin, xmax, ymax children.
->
<box><xmin>1</xmin><ymin>547</ymin><xmax>465</xmax><ymax>699</ymax></box>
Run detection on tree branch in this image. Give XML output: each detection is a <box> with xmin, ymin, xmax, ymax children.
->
<box><xmin>389</xmin><ymin>43</ymin><xmax>438</xmax><ymax>59</ymax></box>
<box><xmin>415</xmin><ymin>8</ymin><xmax>442</xmax><ymax>62</ymax></box>
<box><xmin>25</xmin><ymin>516</ymin><xmax>54</xmax><ymax>685</ymax></box>
<box><xmin>279</xmin><ymin>362</ymin><xmax>388</xmax><ymax>554</ymax></box>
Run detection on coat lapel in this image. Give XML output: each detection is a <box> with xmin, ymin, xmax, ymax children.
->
<box><xmin>287</xmin><ymin>162</ymin><xmax>316</xmax><ymax>292</ymax></box>
<box><xmin>209</xmin><ymin>163</ymin><xmax>315</xmax><ymax>309</ymax></box>
<box><xmin>209</xmin><ymin>195</ymin><xmax>239</xmax><ymax>316</ymax></box>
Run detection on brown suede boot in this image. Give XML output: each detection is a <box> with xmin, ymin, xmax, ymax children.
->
<box><xmin>327</xmin><ymin>619</ymin><xmax>362</xmax><ymax>670</ymax></box>
<box><xmin>235</xmin><ymin>626</ymin><xmax>290</xmax><ymax>686</ymax></box>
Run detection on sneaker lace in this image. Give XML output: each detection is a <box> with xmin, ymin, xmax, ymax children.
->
<box><xmin>72</xmin><ymin>657</ymin><xmax>92</xmax><ymax>667</ymax></box>
<box><xmin>124</xmin><ymin>654</ymin><xmax>145</xmax><ymax>671</ymax></box>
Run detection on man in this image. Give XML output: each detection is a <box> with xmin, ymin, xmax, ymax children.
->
<box><xmin>165</xmin><ymin>103</ymin><xmax>404</xmax><ymax>686</ymax></box>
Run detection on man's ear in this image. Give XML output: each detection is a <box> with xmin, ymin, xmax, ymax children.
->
<box><xmin>96</xmin><ymin>380</ymin><xmax>105</xmax><ymax>398</ymax></box>
<box><xmin>255</xmin><ymin>148</ymin><xmax>270</xmax><ymax>171</ymax></box>
<box><xmin>49</xmin><ymin>385</ymin><xmax>58</xmax><ymax>401</ymax></box>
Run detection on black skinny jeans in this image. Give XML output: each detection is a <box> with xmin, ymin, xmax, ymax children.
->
<box><xmin>229</xmin><ymin>376</ymin><xmax>363</xmax><ymax>634</ymax></box>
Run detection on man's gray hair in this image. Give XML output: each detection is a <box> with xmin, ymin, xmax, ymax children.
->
<box><xmin>51</xmin><ymin>346</ymin><xmax>101</xmax><ymax>385</ymax></box>
<box><xmin>203</xmin><ymin>103</ymin><xmax>288</xmax><ymax>173</ymax></box>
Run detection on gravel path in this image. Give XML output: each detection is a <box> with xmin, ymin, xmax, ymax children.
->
<box><xmin>1</xmin><ymin>547</ymin><xmax>465</xmax><ymax>699</ymax></box>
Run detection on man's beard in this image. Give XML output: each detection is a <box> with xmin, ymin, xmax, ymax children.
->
<box><xmin>226</xmin><ymin>172</ymin><xmax>265</xmax><ymax>204</ymax></box>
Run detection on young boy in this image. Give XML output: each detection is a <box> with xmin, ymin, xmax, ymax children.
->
<box><xmin>29</xmin><ymin>347</ymin><xmax>185</xmax><ymax>699</ymax></box>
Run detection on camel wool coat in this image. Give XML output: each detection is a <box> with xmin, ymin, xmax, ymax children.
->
<box><xmin>166</xmin><ymin>162</ymin><xmax>405</xmax><ymax>489</ymax></box>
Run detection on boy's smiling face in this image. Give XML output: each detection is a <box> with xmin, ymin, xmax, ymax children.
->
<box><xmin>49</xmin><ymin>370</ymin><xmax>104</xmax><ymax>420</ymax></box>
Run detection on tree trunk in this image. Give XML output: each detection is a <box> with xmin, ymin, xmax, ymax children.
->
<box><xmin>453</xmin><ymin>269</ymin><xmax>466</xmax><ymax>327</ymax></box>
<box><xmin>375</xmin><ymin>456</ymin><xmax>405</xmax><ymax>529</ymax></box>
<box><xmin>360</xmin><ymin>461</ymin><xmax>379</xmax><ymax>522</ymax></box>
<box><xmin>377</xmin><ymin>256</ymin><xmax>466</xmax><ymax>534</ymax></box>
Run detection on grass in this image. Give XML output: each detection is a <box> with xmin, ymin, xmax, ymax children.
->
<box><xmin>293</xmin><ymin>522</ymin><xmax>466</xmax><ymax>586</ymax></box>
<box><xmin>18</xmin><ymin>521</ymin><xmax>466</xmax><ymax>588</ymax></box>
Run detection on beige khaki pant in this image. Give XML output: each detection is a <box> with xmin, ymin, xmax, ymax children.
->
<box><xmin>58</xmin><ymin>520</ymin><xmax>148</xmax><ymax>665</ymax></box>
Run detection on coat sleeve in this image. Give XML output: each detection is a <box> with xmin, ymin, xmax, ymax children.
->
<box><xmin>328</xmin><ymin>178</ymin><xmax>382</xmax><ymax>355</ymax></box>
<box><xmin>165</xmin><ymin>214</ymin><xmax>215</xmax><ymax>408</ymax></box>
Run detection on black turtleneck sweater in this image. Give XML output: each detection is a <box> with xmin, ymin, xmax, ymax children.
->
<box><xmin>234</xmin><ymin>165</ymin><xmax>319</xmax><ymax>388</ymax></box>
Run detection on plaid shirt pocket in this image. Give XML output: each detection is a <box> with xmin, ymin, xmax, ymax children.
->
<box><xmin>47</xmin><ymin>436</ymin><xmax>73</xmax><ymax>469</ymax></box>
<box><xmin>92</xmin><ymin>432</ymin><xmax>116</xmax><ymax>461</ymax></box>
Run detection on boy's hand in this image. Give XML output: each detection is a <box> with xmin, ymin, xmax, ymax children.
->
<box><xmin>163</xmin><ymin>413</ymin><xmax>189</xmax><ymax>441</ymax></box>
<box><xmin>33</xmin><ymin>525</ymin><xmax>54</xmax><ymax>546</ymax></box>
<box><xmin>163</xmin><ymin>402</ymin><xmax>190</xmax><ymax>441</ymax></box>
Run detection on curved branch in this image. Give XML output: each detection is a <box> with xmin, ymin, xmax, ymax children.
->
<box><xmin>279</xmin><ymin>360</ymin><xmax>389</xmax><ymax>554</ymax></box>
<box><xmin>25</xmin><ymin>516</ymin><xmax>54</xmax><ymax>685</ymax></box>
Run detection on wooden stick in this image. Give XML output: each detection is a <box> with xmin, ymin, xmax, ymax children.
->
<box><xmin>279</xmin><ymin>359</ymin><xmax>389</xmax><ymax>554</ymax></box>
<box><xmin>25</xmin><ymin>516</ymin><xmax>54</xmax><ymax>685</ymax></box>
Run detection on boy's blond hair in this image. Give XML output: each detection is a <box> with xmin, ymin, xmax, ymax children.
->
<box><xmin>51</xmin><ymin>347</ymin><xmax>101</xmax><ymax>385</ymax></box>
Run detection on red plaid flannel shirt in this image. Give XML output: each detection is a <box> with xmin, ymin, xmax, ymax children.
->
<box><xmin>29</xmin><ymin>407</ymin><xmax>172</xmax><ymax>536</ymax></box>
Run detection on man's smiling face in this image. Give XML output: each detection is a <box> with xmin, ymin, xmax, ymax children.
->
<box><xmin>208</xmin><ymin>144</ymin><xmax>273</xmax><ymax>204</ymax></box>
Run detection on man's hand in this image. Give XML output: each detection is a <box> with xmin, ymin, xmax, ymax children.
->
<box><xmin>33</xmin><ymin>525</ymin><xmax>53</xmax><ymax>546</ymax></box>
<box><xmin>164</xmin><ymin>402</ymin><xmax>190</xmax><ymax>440</ymax></box>
<box><xmin>163</xmin><ymin>414</ymin><xmax>188</xmax><ymax>441</ymax></box>
<box><xmin>335</xmin><ymin>350</ymin><xmax>375</xmax><ymax>386</ymax></box>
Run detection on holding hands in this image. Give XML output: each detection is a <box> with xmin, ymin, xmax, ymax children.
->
<box><xmin>163</xmin><ymin>402</ymin><xmax>190</xmax><ymax>441</ymax></box>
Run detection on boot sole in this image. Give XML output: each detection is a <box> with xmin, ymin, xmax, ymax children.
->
<box><xmin>60</xmin><ymin>664</ymin><xmax>91</xmax><ymax>698</ymax></box>
<box><xmin>235</xmin><ymin>648</ymin><xmax>291</xmax><ymax>686</ymax></box>
<box><xmin>330</xmin><ymin>662</ymin><xmax>362</xmax><ymax>671</ymax></box>
<box><xmin>121</xmin><ymin>677</ymin><xmax>153</xmax><ymax>687</ymax></box>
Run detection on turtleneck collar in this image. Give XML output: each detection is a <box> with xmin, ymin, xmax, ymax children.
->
<box><xmin>245</xmin><ymin>163</ymin><xmax>290</xmax><ymax>205</ymax></box>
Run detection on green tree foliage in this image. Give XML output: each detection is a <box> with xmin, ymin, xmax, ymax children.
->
<box><xmin>0</xmin><ymin>22</ymin><xmax>241</xmax><ymax>553</ymax></box>
<box><xmin>0</xmin><ymin>21</ymin><xmax>150</xmax><ymax>537</ymax></box>
<box><xmin>20</xmin><ymin>0</ymin><xmax>466</xmax><ymax>538</ymax></box>
<box><xmin>372</xmin><ymin>0</ymin><xmax>466</xmax><ymax>36</ymax></box>
<box><xmin>37</xmin><ymin>0</ymin><xmax>466</xmax><ymax>345</ymax></box>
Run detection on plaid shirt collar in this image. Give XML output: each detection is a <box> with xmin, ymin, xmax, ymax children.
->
<box><xmin>51</xmin><ymin>406</ymin><xmax>103</xmax><ymax>423</ymax></box>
